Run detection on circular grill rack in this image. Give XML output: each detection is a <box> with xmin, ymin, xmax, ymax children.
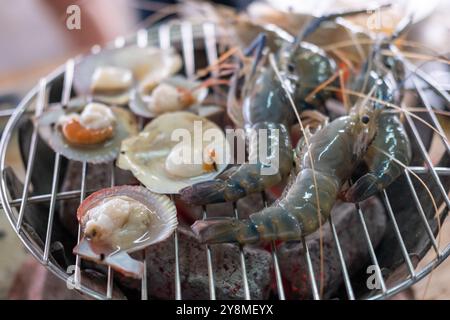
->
<box><xmin>0</xmin><ymin>20</ymin><xmax>449</xmax><ymax>300</ymax></box>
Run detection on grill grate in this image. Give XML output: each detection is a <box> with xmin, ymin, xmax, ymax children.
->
<box><xmin>0</xmin><ymin>20</ymin><xmax>449</xmax><ymax>300</ymax></box>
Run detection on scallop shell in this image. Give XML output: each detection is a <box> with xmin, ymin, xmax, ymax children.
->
<box><xmin>117</xmin><ymin>112</ymin><xmax>231</xmax><ymax>194</ymax></box>
<box><xmin>74</xmin><ymin>185</ymin><xmax>177</xmax><ymax>278</ymax></box>
<box><xmin>73</xmin><ymin>46</ymin><xmax>182</xmax><ymax>105</ymax></box>
<box><xmin>77</xmin><ymin>185</ymin><xmax>177</xmax><ymax>251</ymax></box>
<box><xmin>36</xmin><ymin>100</ymin><xmax>138</xmax><ymax>164</ymax></box>
<box><xmin>129</xmin><ymin>75</ymin><xmax>208</xmax><ymax>118</ymax></box>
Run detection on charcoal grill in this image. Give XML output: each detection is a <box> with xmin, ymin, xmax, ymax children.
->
<box><xmin>0</xmin><ymin>20</ymin><xmax>449</xmax><ymax>300</ymax></box>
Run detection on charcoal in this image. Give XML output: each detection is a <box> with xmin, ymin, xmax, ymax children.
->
<box><xmin>59</xmin><ymin>161</ymin><xmax>138</xmax><ymax>236</ymax></box>
<box><xmin>145</xmin><ymin>225</ymin><xmax>272</xmax><ymax>299</ymax></box>
<box><xmin>278</xmin><ymin>197</ymin><xmax>387</xmax><ymax>299</ymax></box>
<box><xmin>9</xmin><ymin>258</ymin><xmax>126</xmax><ymax>300</ymax></box>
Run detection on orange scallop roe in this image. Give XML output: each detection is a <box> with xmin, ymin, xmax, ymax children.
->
<box><xmin>177</xmin><ymin>87</ymin><xmax>196</xmax><ymax>108</ymax></box>
<box><xmin>61</xmin><ymin>119</ymin><xmax>114</xmax><ymax>145</ymax></box>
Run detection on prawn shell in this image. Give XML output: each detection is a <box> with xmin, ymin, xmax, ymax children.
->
<box><xmin>128</xmin><ymin>75</ymin><xmax>208</xmax><ymax>118</ymax></box>
<box><xmin>36</xmin><ymin>102</ymin><xmax>138</xmax><ymax>164</ymax></box>
<box><xmin>77</xmin><ymin>185</ymin><xmax>178</xmax><ymax>252</ymax></box>
<box><xmin>73</xmin><ymin>46</ymin><xmax>182</xmax><ymax>105</ymax></box>
<box><xmin>117</xmin><ymin>112</ymin><xmax>231</xmax><ymax>194</ymax></box>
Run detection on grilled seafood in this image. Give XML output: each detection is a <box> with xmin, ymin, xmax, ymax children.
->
<box><xmin>73</xmin><ymin>46</ymin><xmax>182</xmax><ymax>105</ymax></box>
<box><xmin>180</xmin><ymin>31</ymin><xmax>337</xmax><ymax>205</ymax></box>
<box><xmin>129</xmin><ymin>76</ymin><xmax>208</xmax><ymax>118</ymax></box>
<box><xmin>344</xmin><ymin>22</ymin><xmax>412</xmax><ymax>202</ymax></box>
<box><xmin>192</xmin><ymin>90</ymin><xmax>381</xmax><ymax>244</ymax></box>
<box><xmin>58</xmin><ymin>102</ymin><xmax>116</xmax><ymax>145</ymax></box>
<box><xmin>36</xmin><ymin>98</ymin><xmax>138</xmax><ymax>163</ymax></box>
<box><xmin>73</xmin><ymin>185</ymin><xmax>177</xmax><ymax>278</ymax></box>
<box><xmin>117</xmin><ymin>112</ymin><xmax>230</xmax><ymax>194</ymax></box>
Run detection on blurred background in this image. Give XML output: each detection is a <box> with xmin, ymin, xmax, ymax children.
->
<box><xmin>0</xmin><ymin>0</ymin><xmax>449</xmax><ymax>299</ymax></box>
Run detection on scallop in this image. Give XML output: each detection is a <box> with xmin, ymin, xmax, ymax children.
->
<box><xmin>129</xmin><ymin>75</ymin><xmax>208</xmax><ymax>118</ymax></box>
<box><xmin>73</xmin><ymin>46</ymin><xmax>182</xmax><ymax>105</ymax></box>
<box><xmin>36</xmin><ymin>98</ymin><xmax>138</xmax><ymax>164</ymax></box>
<box><xmin>73</xmin><ymin>185</ymin><xmax>177</xmax><ymax>279</ymax></box>
<box><xmin>117</xmin><ymin>112</ymin><xmax>231</xmax><ymax>194</ymax></box>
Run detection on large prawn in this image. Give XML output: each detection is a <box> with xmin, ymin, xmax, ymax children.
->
<box><xmin>179</xmin><ymin>17</ymin><xmax>349</xmax><ymax>205</ymax></box>
<box><xmin>344</xmin><ymin>18</ymin><xmax>413</xmax><ymax>202</ymax></box>
<box><xmin>192</xmin><ymin>88</ymin><xmax>381</xmax><ymax>244</ymax></box>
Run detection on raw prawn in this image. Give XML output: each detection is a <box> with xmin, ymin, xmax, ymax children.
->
<box><xmin>192</xmin><ymin>90</ymin><xmax>381</xmax><ymax>244</ymax></box>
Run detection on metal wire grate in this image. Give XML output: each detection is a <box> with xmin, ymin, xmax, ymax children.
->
<box><xmin>0</xmin><ymin>20</ymin><xmax>449</xmax><ymax>300</ymax></box>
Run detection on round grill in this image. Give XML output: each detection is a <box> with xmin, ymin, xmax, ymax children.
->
<box><xmin>1</xmin><ymin>20</ymin><xmax>449</xmax><ymax>300</ymax></box>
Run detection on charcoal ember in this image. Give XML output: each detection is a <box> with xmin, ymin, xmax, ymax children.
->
<box><xmin>59</xmin><ymin>161</ymin><xmax>138</xmax><ymax>236</ymax></box>
<box><xmin>8</xmin><ymin>258</ymin><xmax>126</xmax><ymax>299</ymax></box>
<box><xmin>145</xmin><ymin>225</ymin><xmax>272</xmax><ymax>299</ymax></box>
<box><xmin>278</xmin><ymin>197</ymin><xmax>387</xmax><ymax>299</ymax></box>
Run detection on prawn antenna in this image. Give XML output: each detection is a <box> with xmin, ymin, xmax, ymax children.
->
<box><xmin>389</xmin><ymin>14</ymin><xmax>415</xmax><ymax>42</ymax></box>
<box><xmin>243</xmin><ymin>33</ymin><xmax>268</xmax><ymax>77</ymax></box>
<box><xmin>293</xmin><ymin>3</ymin><xmax>392</xmax><ymax>46</ymax></box>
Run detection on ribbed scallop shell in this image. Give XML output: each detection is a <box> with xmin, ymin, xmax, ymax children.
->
<box><xmin>77</xmin><ymin>185</ymin><xmax>177</xmax><ymax>252</ymax></box>
<box><xmin>129</xmin><ymin>75</ymin><xmax>208</xmax><ymax>118</ymax></box>
<box><xmin>73</xmin><ymin>46</ymin><xmax>182</xmax><ymax>105</ymax></box>
<box><xmin>36</xmin><ymin>100</ymin><xmax>138</xmax><ymax>164</ymax></box>
<box><xmin>117</xmin><ymin>112</ymin><xmax>231</xmax><ymax>194</ymax></box>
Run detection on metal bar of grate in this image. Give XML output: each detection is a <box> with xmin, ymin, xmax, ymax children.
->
<box><xmin>403</xmin><ymin>102</ymin><xmax>450</xmax><ymax>209</ymax></box>
<box><xmin>158</xmin><ymin>23</ymin><xmax>183</xmax><ymax>301</ymax></box>
<box><xmin>174</xmin><ymin>229</ymin><xmax>182</xmax><ymax>300</ymax></box>
<box><xmin>202</xmin><ymin>20</ymin><xmax>251</xmax><ymax>300</ymax></box>
<box><xmin>381</xmin><ymin>189</ymin><xmax>416</xmax><ymax>277</ymax></box>
<box><xmin>137</xmin><ymin>28</ymin><xmax>149</xmax><ymax>48</ymax></box>
<box><xmin>202</xmin><ymin>23</ymin><xmax>219</xmax><ymax>78</ymax></box>
<box><xmin>3</xmin><ymin>166</ymin><xmax>448</xmax><ymax>210</ymax></box>
<box><xmin>106</xmin><ymin>267</ymin><xmax>114</xmax><ymax>299</ymax></box>
<box><xmin>106</xmin><ymin>162</ymin><xmax>116</xmax><ymax>299</ymax></box>
<box><xmin>356</xmin><ymin>204</ymin><xmax>387</xmax><ymax>294</ymax></box>
<box><xmin>15</xmin><ymin>78</ymin><xmax>47</xmax><ymax>231</ymax></box>
<box><xmin>74</xmin><ymin>162</ymin><xmax>88</xmax><ymax>288</ymax></box>
<box><xmin>141</xmin><ymin>252</ymin><xmax>148</xmax><ymax>300</ymax></box>
<box><xmin>42</xmin><ymin>153</ymin><xmax>61</xmax><ymax>263</ymax></box>
<box><xmin>404</xmin><ymin>169</ymin><xmax>440</xmax><ymax>253</ymax></box>
<box><xmin>158</xmin><ymin>24</ymin><xmax>171</xmax><ymax>50</ymax></box>
<box><xmin>302</xmin><ymin>236</ymin><xmax>320</xmax><ymax>300</ymax></box>
<box><xmin>329</xmin><ymin>215</ymin><xmax>355</xmax><ymax>300</ymax></box>
<box><xmin>180</xmin><ymin>21</ymin><xmax>195</xmax><ymax>78</ymax></box>
<box><xmin>42</xmin><ymin>59</ymin><xmax>75</xmax><ymax>263</ymax></box>
<box><xmin>202</xmin><ymin>205</ymin><xmax>217</xmax><ymax>300</ymax></box>
<box><xmin>233</xmin><ymin>203</ymin><xmax>251</xmax><ymax>300</ymax></box>
<box><xmin>261</xmin><ymin>192</ymin><xmax>285</xmax><ymax>300</ymax></box>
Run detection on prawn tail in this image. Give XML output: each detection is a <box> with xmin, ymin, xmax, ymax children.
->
<box><xmin>191</xmin><ymin>218</ymin><xmax>259</xmax><ymax>244</ymax></box>
<box><xmin>192</xmin><ymin>207</ymin><xmax>304</xmax><ymax>244</ymax></box>
<box><xmin>344</xmin><ymin>173</ymin><xmax>380</xmax><ymax>203</ymax></box>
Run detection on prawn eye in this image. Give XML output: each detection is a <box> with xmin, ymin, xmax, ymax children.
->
<box><xmin>361</xmin><ymin>115</ymin><xmax>370</xmax><ymax>124</ymax></box>
<box><xmin>287</xmin><ymin>63</ymin><xmax>295</xmax><ymax>73</ymax></box>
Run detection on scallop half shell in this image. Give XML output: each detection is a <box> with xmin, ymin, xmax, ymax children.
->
<box><xmin>73</xmin><ymin>46</ymin><xmax>182</xmax><ymax>105</ymax></box>
<box><xmin>129</xmin><ymin>75</ymin><xmax>208</xmax><ymax>118</ymax></box>
<box><xmin>36</xmin><ymin>100</ymin><xmax>138</xmax><ymax>164</ymax></box>
<box><xmin>117</xmin><ymin>112</ymin><xmax>231</xmax><ymax>194</ymax></box>
<box><xmin>74</xmin><ymin>185</ymin><xmax>177</xmax><ymax>278</ymax></box>
<box><xmin>77</xmin><ymin>185</ymin><xmax>177</xmax><ymax>251</ymax></box>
